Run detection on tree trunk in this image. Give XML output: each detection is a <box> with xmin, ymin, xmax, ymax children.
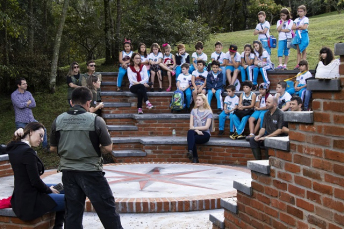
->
<box><xmin>28</xmin><ymin>0</ymin><xmax>34</xmax><ymax>53</ymax></box>
<box><xmin>2</xmin><ymin>0</ymin><xmax>9</xmax><ymax>66</ymax></box>
<box><xmin>104</xmin><ymin>0</ymin><xmax>113</xmax><ymax>64</ymax></box>
<box><xmin>49</xmin><ymin>0</ymin><xmax>69</xmax><ymax>93</ymax></box>
<box><xmin>110</xmin><ymin>3</ymin><xmax>116</xmax><ymax>61</ymax></box>
<box><xmin>114</xmin><ymin>0</ymin><xmax>121</xmax><ymax>63</ymax></box>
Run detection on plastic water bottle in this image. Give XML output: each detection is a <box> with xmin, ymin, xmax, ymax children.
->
<box><xmin>172</xmin><ymin>129</ymin><xmax>176</xmax><ymax>137</ymax></box>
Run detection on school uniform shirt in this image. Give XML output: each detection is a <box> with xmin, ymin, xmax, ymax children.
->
<box><xmin>177</xmin><ymin>73</ymin><xmax>192</xmax><ymax>88</ymax></box>
<box><xmin>294</xmin><ymin>16</ymin><xmax>309</xmax><ymax>36</ymax></box>
<box><xmin>276</xmin><ymin>19</ymin><xmax>294</xmax><ymax>40</ymax></box>
<box><xmin>296</xmin><ymin>71</ymin><xmax>312</xmax><ymax>84</ymax></box>
<box><xmin>224</xmin><ymin>95</ymin><xmax>239</xmax><ymax>113</ymax></box>
<box><xmin>148</xmin><ymin>52</ymin><xmax>163</xmax><ymax>62</ymax></box>
<box><xmin>224</xmin><ymin>52</ymin><xmax>241</xmax><ymax>64</ymax></box>
<box><xmin>192</xmin><ymin>52</ymin><xmax>208</xmax><ymax>63</ymax></box>
<box><xmin>257</xmin><ymin>94</ymin><xmax>273</xmax><ymax>108</ymax></box>
<box><xmin>275</xmin><ymin>92</ymin><xmax>292</xmax><ymax>108</ymax></box>
<box><xmin>140</xmin><ymin>55</ymin><xmax>149</xmax><ymax>63</ymax></box>
<box><xmin>241</xmin><ymin>52</ymin><xmax>255</xmax><ymax>64</ymax></box>
<box><xmin>120</xmin><ymin>51</ymin><xmax>133</xmax><ymax>66</ymax></box>
<box><xmin>255</xmin><ymin>21</ymin><xmax>270</xmax><ymax>40</ymax></box>
<box><xmin>211</xmin><ymin>51</ymin><xmax>226</xmax><ymax>64</ymax></box>
<box><xmin>192</xmin><ymin>70</ymin><xmax>208</xmax><ymax>86</ymax></box>
<box><xmin>254</xmin><ymin>50</ymin><xmax>272</xmax><ymax>68</ymax></box>
<box><xmin>162</xmin><ymin>53</ymin><xmax>174</xmax><ymax>65</ymax></box>
<box><xmin>241</xmin><ymin>91</ymin><xmax>254</xmax><ymax>107</ymax></box>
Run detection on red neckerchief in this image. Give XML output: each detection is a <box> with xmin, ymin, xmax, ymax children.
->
<box><xmin>129</xmin><ymin>64</ymin><xmax>143</xmax><ymax>82</ymax></box>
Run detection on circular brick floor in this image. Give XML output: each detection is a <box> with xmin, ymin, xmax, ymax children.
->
<box><xmin>24</xmin><ymin>162</ymin><xmax>251</xmax><ymax>213</ymax></box>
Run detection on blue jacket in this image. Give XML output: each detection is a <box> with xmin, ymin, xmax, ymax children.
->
<box><xmin>206</xmin><ymin>71</ymin><xmax>223</xmax><ymax>91</ymax></box>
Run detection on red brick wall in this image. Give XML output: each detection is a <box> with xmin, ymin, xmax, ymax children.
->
<box><xmin>0</xmin><ymin>160</ymin><xmax>13</xmax><ymax>177</ymax></box>
<box><xmin>113</xmin><ymin>143</ymin><xmax>254</xmax><ymax>166</ymax></box>
<box><xmin>224</xmin><ymin>78</ymin><xmax>344</xmax><ymax>228</ymax></box>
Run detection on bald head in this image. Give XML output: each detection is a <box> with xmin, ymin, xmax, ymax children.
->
<box><xmin>266</xmin><ymin>96</ymin><xmax>278</xmax><ymax>110</ymax></box>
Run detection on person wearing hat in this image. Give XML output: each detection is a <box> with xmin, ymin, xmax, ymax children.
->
<box><xmin>246</xmin><ymin>82</ymin><xmax>272</xmax><ymax>140</ymax></box>
<box><xmin>224</xmin><ymin>45</ymin><xmax>241</xmax><ymax>87</ymax></box>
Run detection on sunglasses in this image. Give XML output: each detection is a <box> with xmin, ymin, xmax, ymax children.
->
<box><xmin>73</xmin><ymin>66</ymin><xmax>79</xmax><ymax>69</ymax></box>
<box><xmin>89</xmin><ymin>64</ymin><xmax>96</xmax><ymax>67</ymax></box>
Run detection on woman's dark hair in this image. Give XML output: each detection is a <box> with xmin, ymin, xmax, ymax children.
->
<box><xmin>12</xmin><ymin>122</ymin><xmax>45</xmax><ymax>142</ymax></box>
<box><xmin>129</xmin><ymin>52</ymin><xmax>141</xmax><ymax>66</ymax></box>
<box><xmin>319</xmin><ymin>47</ymin><xmax>334</xmax><ymax>65</ymax></box>
<box><xmin>244</xmin><ymin>44</ymin><xmax>254</xmax><ymax>54</ymax></box>
<box><xmin>280</xmin><ymin>8</ymin><xmax>291</xmax><ymax>20</ymax></box>
<box><xmin>86</xmin><ymin>74</ymin><xmax>99</xmax><ymax>91</ymax></box>
<box><xmin>138</xmin><ymin>43</ymin><xmax>147</xmax><ymax>58</ymax></box>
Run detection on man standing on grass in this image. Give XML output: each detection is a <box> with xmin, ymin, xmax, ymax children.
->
<box><xmin>50</xmin><ymin>87</ymin><xmax>122</xmax><ymax>229</ymax></box>
<box><xmin>82</xmin><ymin>60</ymin><xmax>102</xmax><ymax>101</ymax></box>
<box><xmin>11</xmin><ymin>78</ymin><xmax>49</xmax><ymax>151</ymax></box>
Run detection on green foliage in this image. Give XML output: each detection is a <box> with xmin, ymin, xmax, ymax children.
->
<box><xmin>0</xmin><ymin>0</ymin><xmax>24</xmax><ymax>38</ymax></box>
<box><xmin>121</xmin><ymin>0</ymin><xmax>210</xmax><ymax>47</ymax></box>
<box><xmin>248</xmin><ymin>0</ymin><xmax>283</xmax><ymax>24</ymax></box>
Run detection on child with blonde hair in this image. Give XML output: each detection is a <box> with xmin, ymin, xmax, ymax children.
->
<box><xmin>149</xmin><ymin>43</ymin><xmax>163</xmax><ymax>92</ymax></box>
<box><xmin>159</xmin><ymin>43</ymin><xmax>176</xmax><ymax>91</ymax></box>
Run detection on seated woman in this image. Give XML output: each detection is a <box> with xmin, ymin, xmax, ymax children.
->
<box><xmin>187</xmin><ymin>93</ymin><xmax>213</xmax><ymax>163</ymax></box>
<box><xmin>86</xmin><ymin>74</ymin><xmax>104</xmax><ymax>116</ymax></box>
<box><xmin>7</xmin><ymin>122</ymin><xmax>65</xmax><ymax>228</ymax></box>
<box><xmin>315</xmin><ymin>47</ymin><xmax>340</xmax><ymax>79</ymax></box>
<box><xmin>127</xmin><ymin>52</ymin><xmax>154</xmax><ymax>114</ymax></box>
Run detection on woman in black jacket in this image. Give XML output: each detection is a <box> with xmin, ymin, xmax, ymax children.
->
<box><xmin>7</xmin><ymin>122</ymin><xmax>64</xmax><ymax>228</ymax></box>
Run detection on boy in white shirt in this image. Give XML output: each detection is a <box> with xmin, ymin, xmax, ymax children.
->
<box><xmin>211</xmin><ymin>41</ymin><xmax>226</xmax><ymax>84</ymax></box>
<box><xmin>190</xmin><ymin>41</ymin><xmax>208</xmax><ymax>73</ymax></box>
<box><xmin>254</xmin><ymin>11</ymin><xmax>271</xmax><ymax>55</ymax></box>
<box><xmin>275</xmin><ymin>81</ymin><xmax>292</xmax><ymax>111</ymax></box>
<box><xmin>191</xmin><ymin>60</ymin><xmax>208</xmax><ymax>102</ymax></box>
<box><xmin>224</xmin><ymin>45</ymin><xmax>241</xmax><ymax>86</ymax></box>
<box><xmin>176</xmin><ymin>63</ymin><xmax>192</xmax><ymax>112</ymax></box>
<box><xmin>218</xmin><ymin>85</ymin><xmax>239</xmax><ymax>135</ymax></box>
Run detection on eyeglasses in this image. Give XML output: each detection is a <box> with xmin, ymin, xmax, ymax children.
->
<box><xmin>74</xmin><ymin>66</ymin><xmax>79</xmax><ymax>69</ymax></box>
<box><xmin>89</xmin><ymin>64</ymin><xmax>96</xmax><ymax>67</ymax></box>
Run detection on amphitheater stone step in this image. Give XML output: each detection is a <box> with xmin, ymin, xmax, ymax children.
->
<box><xmin>233</xmin><ymin>179</ymin><xmax>252</xmax><ymax>196</ymax></box>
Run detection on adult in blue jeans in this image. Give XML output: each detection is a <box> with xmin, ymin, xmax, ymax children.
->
<box><xmin>11</xmin><ymin>78</ymin><xmax>49</xmax><ymax>151</ymax></box>
<box><xmin>8</xmin><ymin>122</ymin><xmax>65</xmax><ymax>228</ymax></box>
<box><xmin>187</xmin><ymin>94</ymin><xmax>213</xmax><ymax>163</ymax></box>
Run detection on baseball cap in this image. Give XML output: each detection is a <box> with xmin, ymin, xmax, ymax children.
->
<box><xmin>229</xmin><ymin>45</ymin><xmax>237</xmax><ymax>53</ymax></box>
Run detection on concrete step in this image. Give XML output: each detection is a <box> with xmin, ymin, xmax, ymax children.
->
<box><xmin>233</xmin><ymin>179</ymin><xmax>252</xmax><ymax>196</ymax></box>
<box><xmin>112</xmin><ymin>150</ymin><xmax>146</xmax><ymax>157</ymax></box>
<box><xmin>103</xmin><ymin>102</ymin><xmax>131</xmax><ymax>108</ymax></box>
<box><xmin>247</xmin><ymin>160</ymin><xmax>270</xmax><ymax>175</ymax></box>
<box><xmin>107</xmin><ymin>125</ymin><xmax>138</xmax><ymax>131</ymax></box>
<box><xmin>111</xmin><ymin>136</ymin><xmax>250</xmax><ymax>147</ymax></box>
<box><xmin>220</xmin><ymin>197</ymin><xmax>238</xmax><ymax>214</ymax></box>
<box><xmin>284</xmin><ymin>111</ymin><xmax>313</xmax><ymax>124</ymax></box>
<box><xmin>264</xmin><ymin>136</ymin><xmax>290</xmax><ymax>152</ymax></box>
<box><xmin>209</xmin><ymin>211</ymin><xmax>225</xmax><ymax>229</ymax></box>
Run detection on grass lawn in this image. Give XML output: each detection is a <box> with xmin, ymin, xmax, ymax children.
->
<box><xmin>0</xmin><ymin>12</ymin><xmax>342</xmax><ymax>168</ymax></box>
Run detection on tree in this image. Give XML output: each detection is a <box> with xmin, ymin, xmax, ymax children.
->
<box><xmin>49</xmin><ymin>0</ymin><xmax>69</xmax><ymax>93</ymax></box>
<box><xmin>324</xmin><ymin>0</ymin><xmax>344</xmax><ymax>13</ymax></box>
<box><xmin>104</xmin><ymin>0</ymin><xmax>114</xmax><ymax>64</ymax></box>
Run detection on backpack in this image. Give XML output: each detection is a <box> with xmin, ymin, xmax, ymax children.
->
<box><xmin>170</xmin><ymin>89</ymin><xmax>185</xmax><ymax>111</ymax></box>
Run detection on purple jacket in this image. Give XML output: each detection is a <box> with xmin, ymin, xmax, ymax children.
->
<box><xmin>11</xmin><ymin>89</ymin><xmax>36</xmax><ymax>123</ymax></box>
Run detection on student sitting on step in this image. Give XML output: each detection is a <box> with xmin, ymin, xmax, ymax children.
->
<box><xmin>230</xmin><ymin>80</ymin><xmax>256</xmax><ymax>140</ymax></box>
<box><xmin>187</xmin><ymin>94</ymin><xmax>214</xmax><ymax>163</ymax></box>
<box><xmin>191</xmin><ymin>60</ymin><xmax>208</xmax><ymax>102</ymax></box>
<box><xmin>86</xmin><ymin>74</ymin><xmax>104</xmax><ymax>116</ymax></box>
<box><xmin>176</xmin><ymin>63</ymin><xmax>192</xmax><ymax>112</ymax></box>
<box><xmin>218</xmin><ymin>85</ymin><xmax>239</xmax><ymax>136</ymax></box>
<box><xmin>206</xmin><ymin>60</ymin><xmax>224</xmax><ymax>114</ymax></box>
<box><xmin>286</xmin><ymin>60</ymin><xmax>312</xmax><ymax>111</ymax></box>
<box><xmin>275</xmin><ymin>81</ymin><xmax>291</xmax><ymax>111</ymax></box>
<box><xmin>127</xmin><ymin>53</ymin><xmax>154</xmax><ymax>114</ymax></box>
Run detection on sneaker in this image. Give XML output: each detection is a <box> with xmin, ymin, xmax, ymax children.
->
<box><xmin>117</xmin><ymin>87</ymin><xmax>122</xmax><ymax>92</ymax></box>
<box><xmin>294</xmin><ymin>65</ymin><xmax>299</xmax><ymax>70</ymax></box>
<box><xmin>217</xmin><ymin>109</ymin><xmax>222</xmax><ymax>114</ymax></box>
<box><xmin>283</xmin><ymin>65</ymin><xmax>287</xmax><ymax>70</ymax></box>
<box><xmin>229</xmin><ymin>132</ymin><xmax>238</xmax><ymax>140</ymax></box>
<box><xmin>150</xmin><ymin>88</ymin><xmax>154</xmax><ymax>92</ymax></box>
<box><xmin>166</xmin><ymin>86</ymin><xmax>171</xmax><ymax>92</ymax></box>
<box><xmin>158</xmin><ymin>88</ymin><xmax>162</xmax><ymax>92</ymax></box>
<box><xmin>138</xmin><ymin>108</ymin><xmax>143</xmax><ymax>114</ymax></box>
<box><xmin>219</xmin><ymin>130</ymin><xmax>224</xmax><ymax>135</ymax></box>
<box><xmin>171</xmin><ymin>70</ymin><xmax>176</xmax><ymax>76</ymax></box>
<box><xmin>276</xmin><ymin>65</ymin><xmax>283</xmax><ymax>70</ymax></box>
<box><xmin>237</xmin><ymin>134</ymin><xmax>246</xmax><ymax>140</ymax></box>
<box><xmin>146</xmin><ymin>102</ymin><xmax>154</xmax><ymax>109</ymax></box>
<box><xmin>186</xmin><ymin>150</ymin><xmax>193</xmax><ymax>160</ymax></box>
